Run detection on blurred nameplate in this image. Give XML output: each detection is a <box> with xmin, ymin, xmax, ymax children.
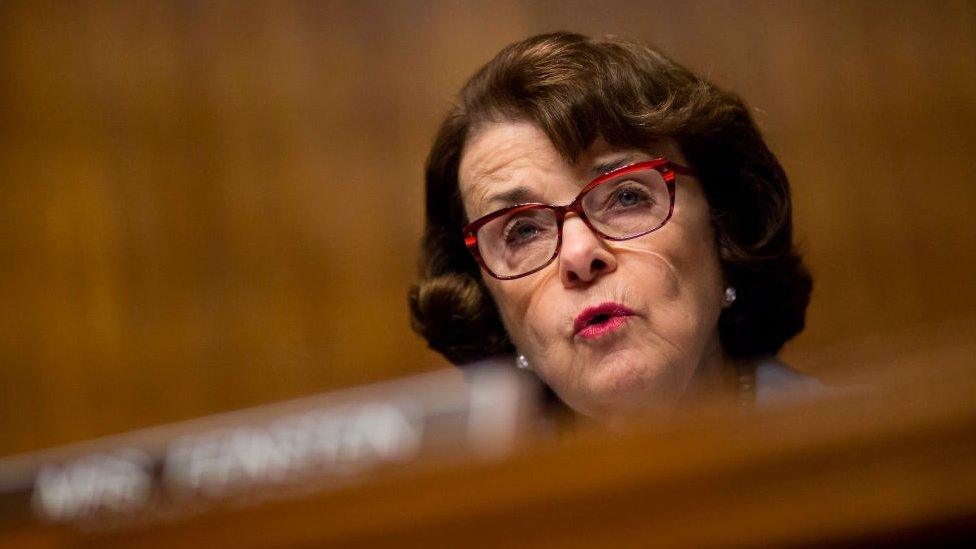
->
<box><xmin>0</xmin><ymin>365</ymin><xmax>541</xmax><ymax>532</ymax></box>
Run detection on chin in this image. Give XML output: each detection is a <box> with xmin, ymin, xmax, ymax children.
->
<box><xmin>582</xmin><ymin>348</ymin><xmax>680</xmax><ymax>413</ymax></box>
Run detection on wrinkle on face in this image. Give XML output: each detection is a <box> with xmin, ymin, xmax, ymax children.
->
<box><xmin>487</xmin><ymin>265</ymin><xmax>561</xmax><ymax>354</ymax></box>
<box><xmin>461</xmin><ymin>126</ymin><xmax>564</xmax><ymax>220</ymax></box>
<box><xmin>611</xmin><ymin>246</ymin><xmax>682</xmax><ymax>300</ymax></box>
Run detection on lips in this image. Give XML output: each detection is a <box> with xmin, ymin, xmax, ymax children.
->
<box><xmin>573</xmin><ymin>302</ymin><xmax>636</xmax><ymax>340</ymax></box>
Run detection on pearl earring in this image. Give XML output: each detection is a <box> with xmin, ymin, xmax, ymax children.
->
<box><xmin>722</xmin><ymin>286</ymin><xmax>737</xmax><ymax>308</ymax></box>
<box><xmin>515</xmin><ymin>354</ymin><xmax>531</xmax><ymax>370</ymax></box>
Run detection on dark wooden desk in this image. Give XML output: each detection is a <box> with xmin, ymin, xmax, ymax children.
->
<box><xmin>4</xmin><ymin>361</ymin><xmax>975</xmax><ymax>548</ymax></box>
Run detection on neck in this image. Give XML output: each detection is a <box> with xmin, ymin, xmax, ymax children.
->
<box><xmin>680</xmin><ymin>337</ymin><xmax>746</xmax><ymax>408</ymax></box>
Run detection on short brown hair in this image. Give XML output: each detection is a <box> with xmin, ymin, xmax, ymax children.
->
<box><xmin>409</xmin><ymin>32</ymin><xmax>812</xmax><ymax>365</ymax></box>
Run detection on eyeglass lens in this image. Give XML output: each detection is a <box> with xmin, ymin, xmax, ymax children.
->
<box><xmin>476</xmin><ymin>167</ymin><xmax>671</xmax><ymax>278</ymax></box>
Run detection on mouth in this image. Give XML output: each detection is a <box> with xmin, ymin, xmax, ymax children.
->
<box><xmin>573</xmin><ymin>302</ymin><xmax>637</xmax><ymax>340</ymax></box>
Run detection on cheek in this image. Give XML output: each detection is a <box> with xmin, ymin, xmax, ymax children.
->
<box><xmin>483</xmin><ymin>274</ymin><xmax>559</xmax><ymax>352</ymax></box>
<box><xmin>482</xmin><ymin>272</ymin><xmax>536</xmax><ymax>350</ymax></box>
<box><xmin>521</xmin><ymin>282</ymin><xmax>575</xmax><ymax>351</ymax></box>
<box><xmin>642</xmin><ymin>194</ymin><xmax>724</xmax><ymax>303</ymax></box>
<box><xmin>616</xmin><ymin>229</ymin><xmax>723</xmax><ymax>342</ymax></box>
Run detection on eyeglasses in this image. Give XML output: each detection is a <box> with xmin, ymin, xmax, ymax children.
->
<box><xmin>462</xmin><ymin>158</ymin><xmax>694</xmax><ymax>280</ymax></box>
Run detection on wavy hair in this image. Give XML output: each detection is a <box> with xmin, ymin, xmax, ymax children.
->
<box><xmin>409</xmin><ymin>32</ymin><xmax>812</xmax><ymax>365</ymax></box>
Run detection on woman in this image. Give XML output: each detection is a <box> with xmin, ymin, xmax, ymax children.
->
<box><xmin>409</xmin><ymin>32</ymin><xmax>817</xmax><ymax>425</ymax></box>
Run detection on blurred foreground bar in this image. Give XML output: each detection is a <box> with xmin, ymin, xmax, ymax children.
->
<box><xmin>3</xmin><ymin>359</ymin><xmax>976</xmax><ymax>547</ymax></box>
<box><xmin>0</xmin><ymin>366</ymin><xmax>541</xmax><ymax>544</ymax></box>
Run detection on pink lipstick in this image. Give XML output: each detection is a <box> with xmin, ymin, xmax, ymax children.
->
<box><xmin>573</xmin><ymin>302</ymin><xmax>636</xmax><ymax>340</ymax></box>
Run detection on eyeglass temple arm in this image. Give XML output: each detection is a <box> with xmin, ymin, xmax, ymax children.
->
<box><xmin>670</xmin><ymin>162</ymin><xmax>694</xmax><ymax>176</ymax></box>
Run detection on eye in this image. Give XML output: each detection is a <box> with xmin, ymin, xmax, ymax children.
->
<box><xmin>611</xmin><ymin>184</ymin><xmax>652</xmax><ymax>208</ymax></box>
<box><xmin>616</xmin><ymin>189</ymin><xmax>640</xmax><ymax>207</ymax></box>
<box><xmin>504</xmin><ymin>218</ymin><xmax>542</xmax><ymax>244</ymax></box>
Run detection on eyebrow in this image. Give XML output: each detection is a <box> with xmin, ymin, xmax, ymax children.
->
<box><xmin>482</xmin><ymin>186</ymin><xmax>535</xmax><ymax>212</ymax></box>
<box><xmin>590</xmin><ymin>154</ymin><xmax>644</xmax><ymax>176</ymax></box>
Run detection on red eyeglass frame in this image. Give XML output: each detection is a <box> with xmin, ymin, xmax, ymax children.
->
<box><xmin>462</xmin><ymin>158</ymin><xmax>695</xmax><ymax>280</ymax></box>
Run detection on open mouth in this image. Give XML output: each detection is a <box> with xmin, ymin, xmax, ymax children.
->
<box><xmin>573</xmin><ymin>302</ymin><xmax>636</xmax><ymax>340</ymax></box>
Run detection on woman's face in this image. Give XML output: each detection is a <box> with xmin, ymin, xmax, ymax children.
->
<box><xmin>458</xmin><ymin>121</ymin><xmax>730</xmax><ymax>422</ymax></box>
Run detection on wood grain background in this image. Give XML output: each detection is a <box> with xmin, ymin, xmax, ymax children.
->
<box><xmin>2</xmin><ymin>0</ymin><xmax>974</xmax><ymax>457</ymax></box>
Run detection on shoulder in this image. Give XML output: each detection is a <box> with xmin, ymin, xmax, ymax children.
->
<box><xmin>753</xmin><ymin>356</ymin><xmax>830</xmax><ymax>407</ymax></box>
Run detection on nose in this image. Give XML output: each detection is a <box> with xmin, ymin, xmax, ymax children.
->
<box><xmin>558</xmin><ymin>216</ymin><xmax>617</xmax><ymax>287</ymax></box>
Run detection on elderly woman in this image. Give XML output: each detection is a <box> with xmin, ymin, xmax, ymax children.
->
<box><xmin>409</xmin><ymin>32</ymin><xmax>817</xmax><ymax>424</ymax></box>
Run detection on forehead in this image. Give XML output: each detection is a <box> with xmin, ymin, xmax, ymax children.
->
<box><xmin>458</xmin><ymin>122</ymin><xmax>562</xmax><ymax>219</ymax></box>
<box><xmin>458</xmin><ymin>121</ymin><xmax>563</xmax><ymax>192</ymax></box>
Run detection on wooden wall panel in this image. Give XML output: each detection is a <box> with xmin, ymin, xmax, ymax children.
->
<box><xmin>1</xmin><ymin>0</ymin><xmax>974</xmax><ymax>456</ymax></box>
